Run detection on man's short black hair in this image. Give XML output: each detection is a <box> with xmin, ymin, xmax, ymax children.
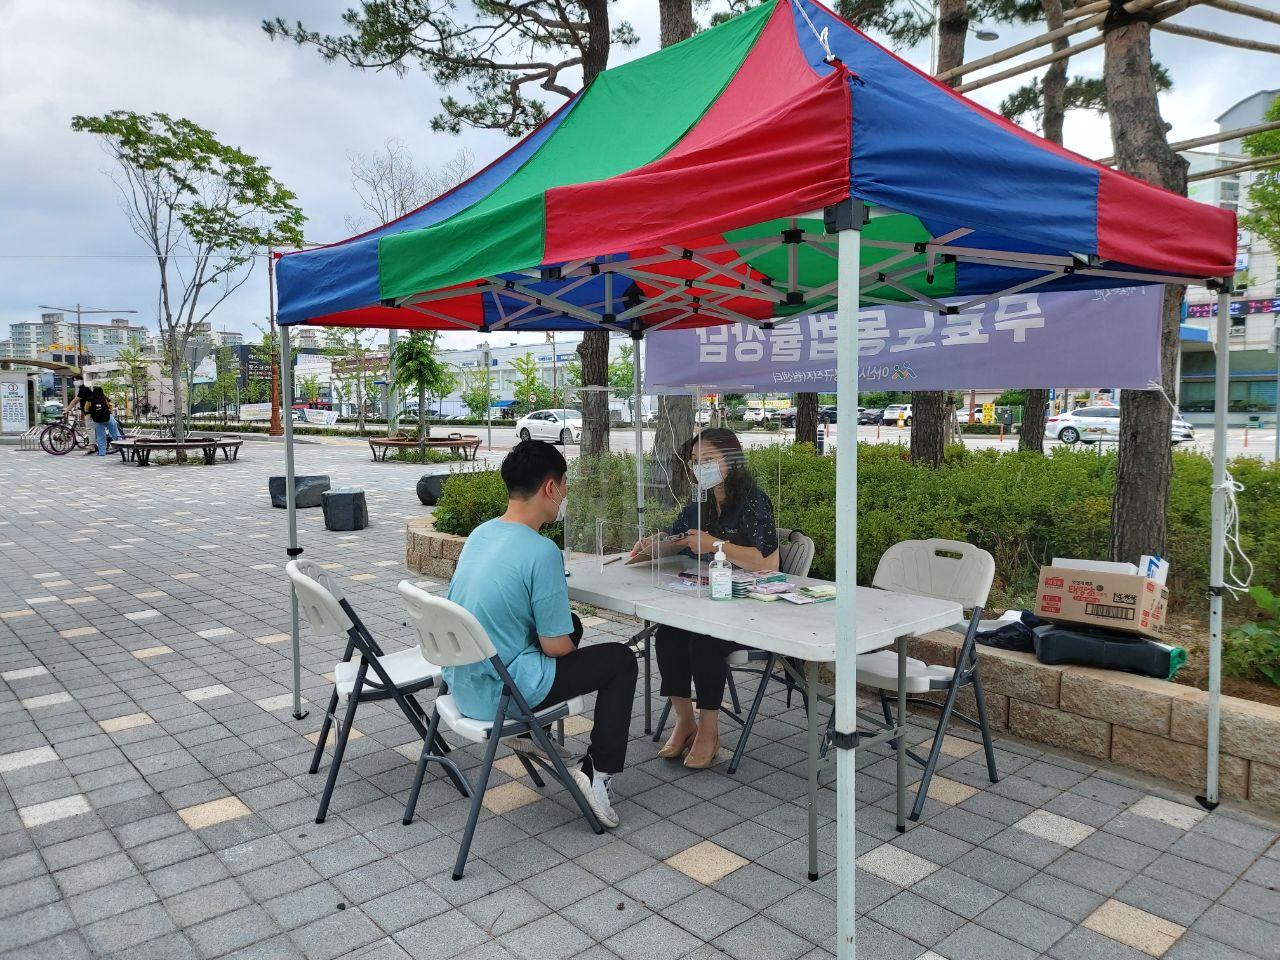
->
<box><xmin>501</xmin><ymin>440</ymin><xmax>567</xmax><ymax>499</ymax></box>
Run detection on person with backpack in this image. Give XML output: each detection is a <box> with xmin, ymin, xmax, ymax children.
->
<box><xmin>87</xmin><ymin>387</ymin><xmax>123</xmax><ymax>457</ymax></box>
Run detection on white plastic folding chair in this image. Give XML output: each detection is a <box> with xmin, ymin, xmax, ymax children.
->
<box><xmin>286</xmin><ymin>561</ymin><xmax>462</xmax><ymax>824</ymax></box>
<box><xmin>396</xmin><ymin>581</ymin><xmax>604</xmax><ymax>880</ymax></box>
<box><xmin>855</xmin><ymin>538</ymin><xmax>998</xmax><ymax>822</ymax></box>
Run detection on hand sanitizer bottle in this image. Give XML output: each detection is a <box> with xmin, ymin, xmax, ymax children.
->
<box><xmin>709</xmin><ymin>541</ymin><xmax>732</xmax><ymax>601</ymax></box>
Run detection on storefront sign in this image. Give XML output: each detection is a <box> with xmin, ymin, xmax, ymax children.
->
<box><xmin>1185</xmin><ymin>298</ymin><xmax>1280</xmax><ymax>319</ymax></box>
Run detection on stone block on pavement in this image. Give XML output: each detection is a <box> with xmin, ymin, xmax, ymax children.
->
<box><xmin>1009</xmin><ymin>698</ymin><xmax>1110</xmax><ymax>759</ymax></box>
<box><xmin>321</xmin><ymin>487</ymin><xmax>368</xmax><ymax>532</ymax></box>
<box><xmin>978</xmin><ymin>647</ymin><xmax>1064</xmax><ymax>706</ymax></box>
<box><xmin>1169</xmin><ymin>691</ymin><xmax>1280</xmax><ymax>765</ymax></box>
<box><xmin>1111</xmin><ymin>725</ymin><xmax>1249</xmax><ymax>800</ymax></box>
<box><xmin>1059</xmin><ymin>669</ymin><xmax>1173</xmax><ymax>736</ymax></box>
<box><xmin>268</xmin><ymin>475</ymin><xmax>330</xmax><ymax>509</ymax></box>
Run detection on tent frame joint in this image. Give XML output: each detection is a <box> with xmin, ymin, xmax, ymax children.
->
<box><xmin>823</xmin><ymin>199</ymin><xmax>868</xmax><ymax>234</ymax></box>
<box><xmin>829</xmin><ymin>730</ymin><xmax>860</xmax><ymax>750</ymax></box>
<box><xmin>286</xmin><ymin>547</ymin><xmax>303</xmax><ymax>558</ymax></box>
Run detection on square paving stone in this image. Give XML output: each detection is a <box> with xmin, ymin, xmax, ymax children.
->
<box><xmin>607</xmin><ymin>914</ymin><xmax>706</xmax><ymax>960</ymax></box>
<box><xmin>1083</xmin><ymin>899</ymin><xmax>1186</xmax><ymax>957</ymax></box>
<box><xmin>664</xmin><ymin>886</ymin><xmax>755</xmax><ymax>942</ymax></box>
<box><xmin>935</xmin><ymin>921</ymin><xmax>1038</xmax><ymax>960</ymax></box>
<box><xmin>869</xmin><ymin>890</ymin><xmax>966</xmax><ymax>947</ymax></box>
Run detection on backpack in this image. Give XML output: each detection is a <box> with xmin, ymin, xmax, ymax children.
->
<box><xmin>88</xmin><ymin>399</ymin><xmax>111</xmax><ymax>424</ymax></box>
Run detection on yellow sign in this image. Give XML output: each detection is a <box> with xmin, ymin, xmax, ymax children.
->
<box><xmin>981</xmin><ymin>403</ymin><xmax>996</xmax><ymax>425</ymax></box>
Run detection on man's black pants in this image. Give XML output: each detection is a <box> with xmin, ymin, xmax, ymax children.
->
<box><xmin>533</xmin><ymin>642</ymin><xmax>637</xmax><ymax>774</ymax></box>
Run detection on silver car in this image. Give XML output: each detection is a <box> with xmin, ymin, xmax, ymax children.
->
<box><xmin>1048</xmin><ymin>405</ymin><xmax>1194</xmax><ymax>445</ymax></box>
<box><xmin>515</xmin><ymin>409</ymin><xmax>582</xmax><ymax>445</ymax></box>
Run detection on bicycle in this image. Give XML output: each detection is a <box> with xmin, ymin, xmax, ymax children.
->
<box><xmin>39</xmin><ymin>412</ymin><xmax>92</xmax><ymax>456</ymax></box>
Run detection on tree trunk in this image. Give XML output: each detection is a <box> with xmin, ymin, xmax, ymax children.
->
<box><xmin>1017</xmin><ymin>0</ymin><xmax>1065</xmax><ymax>456</ymax></box>
<box><xmin>418</xmin><ymin>384</ymin><xmax>427</xmax><ymax>459</ymax></box>
<box><xmin>647</xmin><ymin>0</ymin><xmax>699</xmax><ymax>497</ymax></box>
<box><xmin>655</xmin><ymin>395</ymin><xmax>695</xmax><ymax>506</ymax></box>
<box><xmin>169</xmin><ymin>353</ymin><xmax>185</xmax><ymax>443</ymax></box>
<box><xmin>1104</xmin><ymin>10</ymin><xmax>1187</xmax><ymax>562</ymax></box>
<box><xmin>573</xmin><ymin>0</ymin><xmax>614</xmax><ymax>459</ymax></box>
<box><xmin>910</xmin><ymin>0</ymin><xmax>968</xmax><ymax>467</ymax></box>
<box><xmin>1041</xmin><ymin>0</ymin><xmax>1068</xmax><ymax>146</ymax></box>
<box><xmin>577</xmin><ymin>333</ymin><xmax>611</xmax><ymax>456</ymax></box>
<box><xmin>796</xmin><ymin>392</ymin><xmax>818</xmax><ymax>446</ymax></box>
<box><xmin>1020</xmin><ymin>390</ymin><xmax>1048</xmax><ymax>453</ymax></box>
<box><xmin>659</xmin><ymin>0</ymin><xmax>696</xmax><ymax>47</ymax></box>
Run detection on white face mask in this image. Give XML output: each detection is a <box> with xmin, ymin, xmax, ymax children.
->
<box><xmin>693</xmin><ymin>460</ymin><xmax>724</xmax><ymax>490</ymax></box>
<box><xmin>553</xmin><ymin>484</ymin><xmax>568</xmax><ymax>522</ymax></box>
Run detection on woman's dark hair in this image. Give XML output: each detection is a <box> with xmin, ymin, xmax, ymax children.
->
<box><xmin>76</xmin><ymin>384</ymin><xmax>92</xmax><ymax>401</ymax></box>
<box><xmin>684</xmin><ymin>427</ymin><xmax>756</xmax><ymax>520</ymax></box>
<box><xmin>90</xmin><ymin>386</ymin><xmax>107</xmax><ymax>401</ymax></box>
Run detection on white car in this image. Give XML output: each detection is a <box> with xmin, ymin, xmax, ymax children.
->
<box><xmin>516</xmin><ymin>409</ymin><xmax>582</xmax><ymax>445</ymax></box>
<box><xmin>882</xmin><ymin>403</ymin><xmax>913</xmax><ymax>426</ymax></box>
<box><xmin>1048</xmin><ymin>405</ymin><xmax>1195</xmax><ymax>445</ymax></box>
<box><xmin>742</xmin><ymin>407</ymin><xmax>773</xmax><ymax>424</ymax></box>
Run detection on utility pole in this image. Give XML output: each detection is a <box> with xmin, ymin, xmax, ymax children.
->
<box><xmin>481</xmin><ymin>341</ymin><xmax>492</xmax><ymax>451</ymax></box>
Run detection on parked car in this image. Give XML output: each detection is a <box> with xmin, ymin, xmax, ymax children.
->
<box><xmin>1047</xmin><ymin>406</ymin><xmax>1195</xmax><ymax>445</ymax></box>
<box><xmin>776</xmin><ymin>407</ymin><xmax>798</xmax><ymax>427</ymax></box>
<box><xmin>515</xmin><ymin>408</ymin><xmax>583</xmax><ymax>444</ymax></box>
<box><xmin>881</xmin><ymin>403</ymin><xmax>913</xmax><ymax>426</ymax></box>
<box><xmin>742</xmin><ymin>407</ymin><xmax>773</xmax><ymax>424</ymax></box>
<box><xmin>858</xmin><ymin>407</ymin><xmax>883</xmax><ymax>425</ymax></box>
<box><xmin>819</xmin><ymin>405</ymin><xmax>838</xmax><ymax>423</ymax></box>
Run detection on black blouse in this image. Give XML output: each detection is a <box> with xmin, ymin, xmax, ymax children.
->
<box><xmin>670</xmin><ymin>485</ymin><xmax>779</xmax><ymax>562</ymax></box>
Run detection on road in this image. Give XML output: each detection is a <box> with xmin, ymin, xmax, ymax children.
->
<box><xmin>311</xmin><ymin>422</ymin><xmax>1278</xmax><ymax>462</ymax></box>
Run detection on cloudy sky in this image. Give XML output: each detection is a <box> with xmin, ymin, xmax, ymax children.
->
<box><xmin>0</xmin><ymin>0</ymin><xmax>1269</xmax><ymax>351</ymax></box>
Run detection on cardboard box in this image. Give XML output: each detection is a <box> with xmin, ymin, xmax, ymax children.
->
<box><xmin>1034</xmin><ymin>565</ymin><xmax>1168</xmax><ymax>639</ymax></box>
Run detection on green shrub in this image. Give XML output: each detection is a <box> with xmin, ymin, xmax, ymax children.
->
<box><xmin>389</xmin><ymin>448</ymin><xmax>468</xmax><ymax>465</ymax></box>
<box><xmin>1223</xmin><ymin>586</ymin><xmax>1280</xmax><ymax>687</ymax></box>
<box><xmin>432</xmin><ymin>469</ymin><xmax>508</xmax><ymax>538</ymax></box>
<box><xmin>431</xmin><ymin>442</ymin><xmax>1280</xmax><ymax>615</ymax></box>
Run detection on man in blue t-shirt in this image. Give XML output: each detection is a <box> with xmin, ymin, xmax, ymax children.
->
<box><xmin>445</xmin><ymin>440</ymin><xmax>637</xmax><ymax>828</ymax></box>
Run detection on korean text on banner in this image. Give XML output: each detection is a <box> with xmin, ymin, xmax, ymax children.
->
<box><xmin>644</xmin><ymin>287</ymin><xmax>1163</xmax><ymax>393</ymax></box>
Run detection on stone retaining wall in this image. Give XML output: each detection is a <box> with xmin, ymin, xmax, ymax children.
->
<box><xmin>405</xmin><ymin>516</ymin><xmax>466</xmax><ymax>580</ymax></box>
<box><xmin>909</xmin><ymin>631</ymin><xmax>1280</xmax><ymax>814</ymax></box>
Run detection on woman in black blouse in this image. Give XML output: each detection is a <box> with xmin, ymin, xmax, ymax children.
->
<box><xmin>630</xmin><ymin>428</ymin><xmax>779</xmax><ymax>769</ymax></box>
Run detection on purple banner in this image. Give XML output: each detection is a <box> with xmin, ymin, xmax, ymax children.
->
<box><xmin>644</xmin><ymin>287</ymin><xmax>1163</xmax><ymax>393</ymax></box>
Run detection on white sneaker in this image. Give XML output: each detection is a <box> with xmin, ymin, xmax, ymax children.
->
<box><xmin>570</xmin><ymin>764</ymin><xmax>619</xmax><ymax>829</ymax></box>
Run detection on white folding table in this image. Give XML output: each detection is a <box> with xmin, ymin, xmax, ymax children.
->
<box><xmin>564</xmin><ymin>556</ymin><xmax>961</xmax><ymax>879</ymax></box>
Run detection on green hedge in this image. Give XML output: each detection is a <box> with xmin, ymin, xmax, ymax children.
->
<box><xmin>429</xmin><ymin>443</ymin><xmax>1280</xmax><ymax>613</ymax></box>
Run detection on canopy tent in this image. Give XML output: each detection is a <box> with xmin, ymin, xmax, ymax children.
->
<box><xmin>273</xmin><ymin>2</ymin><xmax>1237</xmax><ymax>956</ymax></box>
<box><xmin>276</xmin><ymin>0</ymin><xmax>1232</xmax><ymax>333</ymax></box>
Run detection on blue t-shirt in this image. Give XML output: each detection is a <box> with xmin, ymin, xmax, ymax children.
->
<box><xmin>443</xmin><ymin>518</ymin><xmax>572</xmax><ymax>720</ymax></box>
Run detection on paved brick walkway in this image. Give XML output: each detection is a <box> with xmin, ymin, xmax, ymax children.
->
<box><xmin>1</xmin><ymin>441</ymin><xmax>1278</xmax><ymax>960</ymax></box>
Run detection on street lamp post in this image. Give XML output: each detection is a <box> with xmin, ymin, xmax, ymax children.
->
<box><xmin>480</xmin><ymin>341</ymin><xmax>492</xmax><ymax>451</ymax></box>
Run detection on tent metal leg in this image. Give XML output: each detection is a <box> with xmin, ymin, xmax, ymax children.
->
<box><xmin>833</xmin><ymin>204</ymin><xmax>864</xmax><ymax>960</ymax></box>
<box><xmin>280</xmin><ymin>324</ymin><xmax>306</xmax><ymax>721</ymax></box>
<box><xmin>1200</xmin><ymin>280</ymin><xmax>1232</xmax><ymax>811</ymax></box>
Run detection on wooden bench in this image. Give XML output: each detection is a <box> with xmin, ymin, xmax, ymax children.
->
<box><xmin>368</xmin><ymin>434</ymin><xmax>481</xmax><ymax>462</ymax></box>
<box><xmin>113</xmin><ymin>436</ymin><xmax>243</xmax><ymax>466</ymax></box>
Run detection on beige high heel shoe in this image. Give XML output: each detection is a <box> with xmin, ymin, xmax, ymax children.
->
<box><xmin>658</xmin><ymin>729</ymin><xmax>697</xmax><ymax>760</ymax></box>
<box><xmin>683</xmin><ymin>736</ymin><xmax>720</xmax><ymax>770</ymax></box>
